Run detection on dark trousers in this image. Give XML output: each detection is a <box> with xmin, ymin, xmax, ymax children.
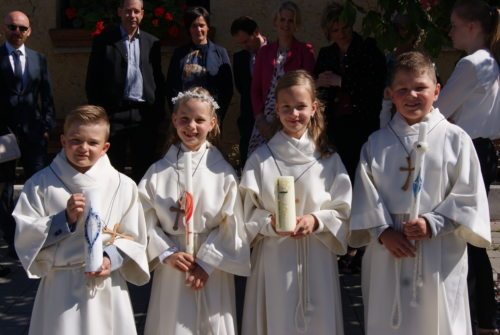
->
<box><xmin>0</xmin><ymin>133</ymin><xmax>47</xmax><ymax>256</ymax></box>
<box><xmin>108</xmin><ymin>106</ymin><xmax>160</xmax><ymax>183</ymax></box>
<box><xmin>237</xmin><ymin>110</ymin><xmax>254</xmax><ymax>170</ymax></box>
<box><xmin>469</xmin><ymin>138</ymin><xmax>498</xmax><ymax>333</ymax></box>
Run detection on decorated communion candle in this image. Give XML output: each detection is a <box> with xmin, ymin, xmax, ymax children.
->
<box><xmin>275</xmin><ymin>176</ymin><xmax>296</xmax><ymax>232</ymax></box>
<box><xmin>83</xmin><ymin>186</ymin><xmax>103</xmax><ymax>272</ymax></box>
<box><xmin>184</xmin><ymin>151</ymin><xmax>194</xmax><ymax>255</ymax></box>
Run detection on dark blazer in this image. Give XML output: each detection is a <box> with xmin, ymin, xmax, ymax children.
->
<box><xmin>165</xmin><ymin>41</ymin><xmax>233</xmax><ymax>122</ymax></box>
<box><xmin>314</xmin><ymin>33</ymin><xmax>386</xmax><ymax>132</ymax></box>
<box><xmin>86</xmin><ymin>25</ymin><xmax>165</xmax><ymax>121</ymax></box>
<box><xmin>233</xmin><ymin>49</ymin><xmax>252</xmax><ymax>114</ymax></box>
<box><xmin>0</xmin><ymin>44</ymin><xmax>55</xmax><ymax>140</ymax></box>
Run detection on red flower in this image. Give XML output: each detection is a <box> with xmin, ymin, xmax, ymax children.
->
<box><xmin>152</xmin><ymin>18</ymin><xmax>160</xmax><ymax>27</ymax></box>
<box><xmin>167</xmin><ymin>25</ymin><xmax>179</xmax><ymax>38</ymax></box>
<box><xmin>164</xmin><ymin>12</ymin><xmax>174</xmax><ymax>21</ymax></box>
<box><xmin>153</xmin><ymin>6</ymin><xmax>165</xmax><ymax>17</ymax></box>
<box><xmin>96</xmin><ymin>20</ymin><xmax>105</xmax><ymax>31</ymax></box>
<box><xmin>91</xmin><ymin>20</ymin><xmax>105</xmax><ymax>37</ymax></box>
<box><xmin>64</xmin><ymin>7</ymin><xmax>77</xmax><ymax>20</ymax></box>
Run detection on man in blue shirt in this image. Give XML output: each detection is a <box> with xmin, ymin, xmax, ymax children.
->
<box><xmin>86</xmin><ymin>0</ymin><xmax>165</xmax><ymax>182</ymax></box>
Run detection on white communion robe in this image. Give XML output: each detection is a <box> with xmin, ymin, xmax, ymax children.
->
<box><xmin>350</xmin><ymin>109</ymin><xmax>491</xmax><ymax>335</ymax></box>
<box><xmin>13</xmin><ymin>152</ymin><xmax>150</xmax><ymax>335</ymax></box>
<box><xmin>240</xmin><ymin>131</ymin><xmax>352</xmax><ymax>335</ymax></box>
<box><xmin>138</xmin><ymin>142</ymin><xmax>251</xmax><ymax>335</ymax></box>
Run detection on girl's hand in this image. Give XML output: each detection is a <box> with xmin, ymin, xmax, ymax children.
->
<box><xmin>164</xmin><ymin>252</ymin><xmax>195</xmax><ymax>272</ymax></box>
<box><xmin>291</xmin><ymin>214</ymin><xmax>318</xmax><ymax>239</ymax></box>
<box><xmin>270</xmin><ymin>215</ymin><xmax>293</xmax><ymax>237</ymax></box>
<box><xmin>379</xmin><ymin>228</ymin><xmax>416</xmax><ymax>258</ymax></box>
<box><xmin>66</xmin><ymin>193</ymin><xmax>85</xmax><ymax>224</ymax></box>
<box><xmin>185</xmin><ymin>264</ymin><xmax>209</xmax><ymax>290</ymax></box>
<box><xmin>85</xmin><ymin>256</ymin><xmax>111</xmax><ymax>277</ymax></box>
<box><xmin>403</xmin><ymin>218</ymin><xmax>432</xmax><ymax>241</ymax></box>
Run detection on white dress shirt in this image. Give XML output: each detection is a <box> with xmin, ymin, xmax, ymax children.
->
<box><xmin>436</xmin><ymin>49</ymin><xmax>500</xmax><ymax>140</ymax></box>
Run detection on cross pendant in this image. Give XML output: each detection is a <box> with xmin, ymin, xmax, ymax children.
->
<box><xmin>169</xmin><ymin>200</ymin><xmax>185</xmax><ymax>231</ymax></box>
<box><xmin>399</xmin><ymin>156</ymin><xmax>415</xmax><ymax>191</ymax></box>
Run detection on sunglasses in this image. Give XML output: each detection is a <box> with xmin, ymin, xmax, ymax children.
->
<box><xmin>6</xmin><ymin>24</ymin><xmax>29</xmax><ymax>33</ymax></box>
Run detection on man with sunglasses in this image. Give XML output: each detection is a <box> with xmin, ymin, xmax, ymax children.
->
<box><xmin>0</xmin><ymin>11</ymin><xmax>55</xmax><ymax>269</ymax></box>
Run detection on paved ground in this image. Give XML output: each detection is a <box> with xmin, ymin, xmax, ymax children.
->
<box><xmin>1</xmin><ymin>224</ymin><xmax>498</xmax><ymax>335</ymax></box>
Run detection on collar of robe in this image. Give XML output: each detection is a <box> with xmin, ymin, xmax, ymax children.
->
<box><xmin>267</xmin><ymin>130</ymin><xmax>320</xmax><ymax>165</ymax></box>
<box><xmin>389</xmin><ymin>107</ymin><xmax>446</xmax><ymax>137</ymax></box>
<box><xmin>164</xmin><ymin>141</ymin><xmax>215</xmax><ymax>171</ymax></box>
<box><xmin>50</xmin><ymin>151</ymin><xmax>118</xmax><ymax>193</ymax></box>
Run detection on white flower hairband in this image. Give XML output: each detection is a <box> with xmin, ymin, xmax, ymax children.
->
<box><xmin>171</xmin><ymin>91</ymin><xmax>220</xmax><ymax>110</ymax></box>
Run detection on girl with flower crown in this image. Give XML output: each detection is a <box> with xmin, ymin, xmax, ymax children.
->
<box><xmin>138</xmin><ymin>87</ymin><xmax>250</xmax><ymax>335</ymax></box>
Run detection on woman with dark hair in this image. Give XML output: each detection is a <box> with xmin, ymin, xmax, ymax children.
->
<box><xmin>165</xmin><ymin>6</ymin><xmax>233</xmax><ymax>123</ymax></box>
<box><xmin>435</xmin><ymin>1</ymin><xmax>499</xmax><ymax>334</ymax></box>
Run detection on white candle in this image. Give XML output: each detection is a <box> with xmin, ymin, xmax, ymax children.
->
<box><xmin>409</xmin><ymin>122</ymin><xmax>428</xmax><ymax>220</ymax></box>
<box><xmin>83</xmin><ymin>187</ymin><xmax>103</xmax><ymax>272</ymax></box>
<box><xmin>184</xmin><ymin>151</ymin><xmax>194</xmax><ymax>255</ymax></box>
<box><xmin>275</xmin><ymin>176</ymin><xmax>296</xmax><ymax>232</ymax></box>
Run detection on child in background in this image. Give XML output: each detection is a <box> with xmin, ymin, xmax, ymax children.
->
<box><xmin>350</xmin><ymin>51</ymin><xmax>491</xmax><ymax>335</ymax></box>
<box><xmin>240</xmin><ymin>70</ymin><xmax>351</xmax><ymax>335</ymax></box>
<box><xmin>139</xmin><ymin>87</ymin><xmax>250</xmax><ymax>335</ymax></box>
<box><xmin>13</xmin><ymin>105</ymin><xmax>149</xmax><ymax>335</ymax></box>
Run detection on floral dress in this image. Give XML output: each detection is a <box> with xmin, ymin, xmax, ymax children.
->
<box><xmin>247</xmin><ymin>49</ymin><xmax>288</xmax><ymax>155</ymax></box>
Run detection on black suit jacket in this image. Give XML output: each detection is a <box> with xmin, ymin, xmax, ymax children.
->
<box><xmin>233</xmin><ymin>49</ymin><xmax>253</xmax><ymax>124</ymax></box>
<box><xmin>165</xmin><ymin>41</ymin><xmax>233</xmax><ymax>122</ymax></box>
<box><xmin>0</xmin><ymin>44</ymin><xmax>55</xmax><ymax>140</ymax></box>
<box><xmin>85</xmin><ymin>25</ymin><xmax>165</xmax><ymax>121</ymax></box>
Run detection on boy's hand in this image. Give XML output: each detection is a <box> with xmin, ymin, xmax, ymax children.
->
<box><xmin>85</xmin><ymin>256</ymin><xmax>111</xmax><ymax>277</ymax></box>
<box><xmin>379</xmin><ymin>228</ymin><xmax>416</xmax><ymax>258</ymax></box>
<box><xmin>403</xmin><ymin>218</ymin><xmax>432</xmax><ymax>241</ymax></box>
<box><xmin>185</xmin><ymin>263</ymin><xmax>209</xmax><ymax>290</ymax></box>
<box><xmin>66</xmin><ymin>193</ymin><xmax>85</xmax><ymax>224</ymax></box>
<box><xmin>164</xmin><ymin>252</ymin><xmax>195</xmax><ymax>272</ymax></box>
<box><xmin>291</xmin><ymin>214</ymin><xmax>318</xmax><ymax>239</ymax></box>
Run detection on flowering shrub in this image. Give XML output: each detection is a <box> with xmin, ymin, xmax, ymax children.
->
<box><xmin>342</xmin><ymin>0</ymin><xmax>497</xmax><ymax>56</ymax></box>
<box><xmin>62</xmin><ymin>0</ymin><xmax>187</xmax><ymax>39</ymax></box>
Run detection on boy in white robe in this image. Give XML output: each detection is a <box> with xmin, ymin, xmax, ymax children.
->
<box><xmin>350</xmin><ymin>52</ymin><xmax>491</xmax><ymax>335</ymax></box>
<box><xmin>240</xmin><ymin>70</ymin><xmax>351</xmax><ymax>335</ymax></box>
<box><xmin>13</xmin><ymin>105</ymin><xmax>149</xmax><ymax>335</ymax></box>
<box><xmin>139</xmin><ymin>87</ymin><xmax>250</xmax><ymax>335</ymax></box>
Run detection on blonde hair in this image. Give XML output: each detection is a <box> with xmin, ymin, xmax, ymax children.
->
<box><xmin>453</xmin><ymin>0</ymin><xmax>500</xmax><ymax>64</ymax></box>
<box><xmin>274</xmin><ymin>1</ymin><xmax>302</xmax><ymax>28</ymax></box>
<box><xmin>274</xmin><ymin>70</ymin><xmax>333</xmax><ymax>158</ymax></box>
<box><xmin>389</xmin><ymin>51</ymin><xmax>437</xmax><ymax>86</ymax></box>
<box><xmin>63</xmin><ymin>105</ymin><xmax>110</xmax><ymax>140</ymax></box>
<box><xmin>166</xmin><ymin>87</ymin><xmax>221</xmax><ymax>150</ymax></box>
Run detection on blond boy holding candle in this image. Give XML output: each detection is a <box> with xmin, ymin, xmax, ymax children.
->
<box><xmin>13</xmin><ymin>105</ymin><xmax>149</xmax><ymax>335</ymax></box>
<box><xmin>350</xmin><ymin>51</ymin><xmax>491</xmax><ymax>335</ymax></box>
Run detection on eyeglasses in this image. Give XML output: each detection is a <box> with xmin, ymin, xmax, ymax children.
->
<box><xmin>6</xmin><ymin>24</ymin><xmax>29</xmax><ymax>33</ymax></box>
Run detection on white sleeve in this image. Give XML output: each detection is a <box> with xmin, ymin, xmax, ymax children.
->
<box><xmin>435</xmin><ymin>58</ymin><xmax>477</xmax><ymax>119</ymax></box>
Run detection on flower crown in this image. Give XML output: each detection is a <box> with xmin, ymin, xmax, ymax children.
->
<box><xmin>171</xmin><ymin>91</ymin><xmax>220</xmax><ymax>110</ymax></box>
